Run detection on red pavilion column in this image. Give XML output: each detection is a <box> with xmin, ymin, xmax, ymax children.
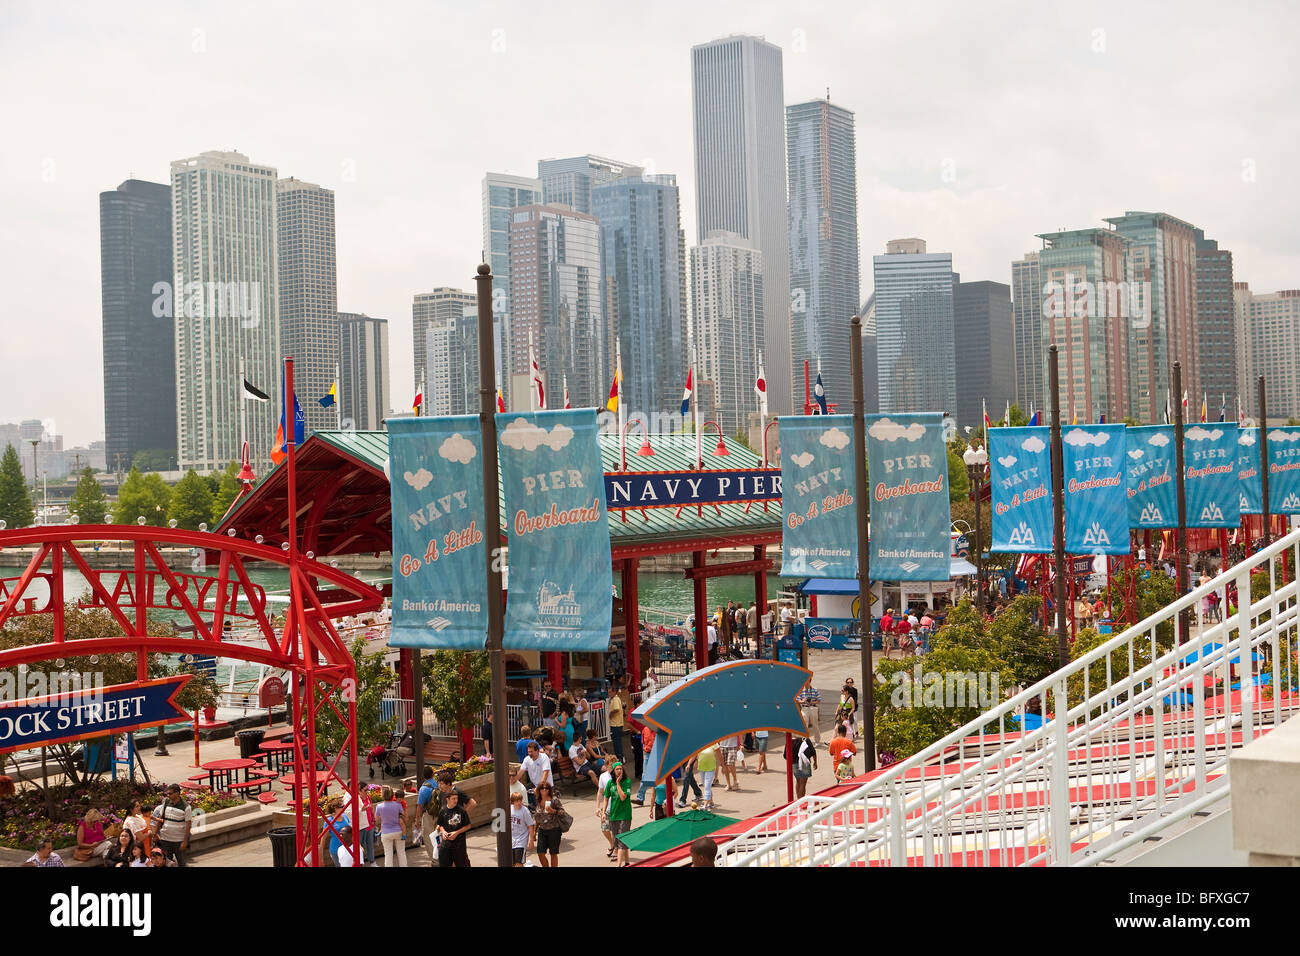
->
<box><xmin>693</xmin><ymin>550</ymin><xmax>708</xmax><ymax>670</ymax></box>
<box><xmin>622</xmin><ymin>557</ymin><xmax>641</xmax><ymax>692</ymax></box>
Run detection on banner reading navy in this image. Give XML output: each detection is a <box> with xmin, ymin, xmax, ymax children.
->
<box><xmin>778</xmin><ymin>414</ymin><xmax>857</xmax><ymax>577</ymax></box>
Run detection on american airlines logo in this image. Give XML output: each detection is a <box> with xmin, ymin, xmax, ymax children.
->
<box><xmin>1006</xmin><ymin>521</ymin><xmax>1036</xmax><ymax>547</ymax></box>
<box><xmin>1139</xmin><ymin>504</ymin><xmax>1163</xmax><ymax>524</ymax></box>
<box><xmin>1081</xmin><ymin>522</ymin><xmax>1111</xmax><ymax>547</ymax></box>
<box><xmin>1200</xmin><ymin>503</ymin><xmax>1224</xmax><ymax>522</ymax></box>
<box><xmin>1282</xmin><ymin>493</ymin><xmax>1300</xmax><ymax>511</ymax></box>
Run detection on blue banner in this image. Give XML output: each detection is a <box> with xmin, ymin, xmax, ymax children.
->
<box><xmin>1238</xmin><ymin>428</ymin><xmax>1262</xmax><ymax>514</ymax></box>
<box><xmin>388</xmin><ymin>416</ymin><xmax>489</xmax><ymax>649</ymax></box>
<box><xmin>607</xmin><ymin>469</ymin><xmax>781</xmax><ymax>510</ymax></box>
<box><xmin>1267</xmin><ymin>427</ymin><xmax>1300</xmax><ymax>514</ymax></box>
<box><xmin>498</xmin><ymin>409</ymin><xmax>612</xmax><ymax>651</ymax></box>
<box><xmin>778</xmin><ymin>415</ymin><xmax>857</xmax><ymax>578</ymax></box>
<box><xmin>801</xmin><ymin>618</ymin><xmax>859</xmax><ymax>650</ymax></box>
<box><xmin>989</xmin><ymin>427</ymin><xmax>1052</xmax><ymax>553</ymax></box>
<box><xmin>1062</xmin><ymin>424</ymin><xmax>1128</xmax><ymax>555</ymax></box>
<box><xmin>865</xmin><ymin>414</ymin><xmax>950</xmax><ymax>581</ymax></box>
<box><xmin>0</xmin><ymin>677</ymin><xmax>191</xmax><ymax>754</ymax></box>
<box><xmin>1184</xmin><ymin>423</ymin><xmax>1240</xmax><ymax>527</ymax></box>
<box><xmin>1127</xmin><ymin>425</ymin><xmax>1176</xmax><ymax>528</ymax></box>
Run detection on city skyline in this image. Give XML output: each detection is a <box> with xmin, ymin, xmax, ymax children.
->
<box><xmin>3</xmin><ymin>3</ymin><xmax>1298</xmax><ymax>445</ymax></box>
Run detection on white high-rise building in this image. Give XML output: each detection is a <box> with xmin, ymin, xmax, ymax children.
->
<box><xmin>483</xmin><ymin>173</ymin><xmax>542</xmax><ymax>407</ymax></box>
<box><xmin>692</xmin><ymin>35</ymin><xmax>791</xmax><ymax>416</ymax></box>
<box><xmin>1235</xmin><ymin>284</ymin><xmax>1300</xmax><ymax>420</ymax></box>
<box><xmin>412</xmin><ymin>288</ymin><xmax>475</xmax><ymax>397</ymax></box>
<box><xmin>277</xmin><ymin>177</ymin><xmax>337</xmax><ymax>434</ymax></box>
<box><xmin>171</xmin><ymin>150</ymin><xmax>279</xmax><ymax>472</ymax></box>
<box><xmin>538</xmin><ymin>155</ymin><xmax>642</xmax><ymax>215</ymax></box>
<box><xmin>338</xmin><ymin>312</ymin><xmax>389</xmax><ymax>431</ymax></box>
<box><xmin>1011</xmin><ymin>251</ymin><xmax>1042</xmax><ymax>415</ymax></box>
<box><xmin>690</xmin><ymin>231</ymin><xmax>765</xmax><ymax>437</ymax></box>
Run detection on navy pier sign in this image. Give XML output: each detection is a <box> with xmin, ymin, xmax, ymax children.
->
<box><xmin>605</xmin><ymin>468</ymin><xmax>782</xmax><ymax>511</ymax></box>
<box><xmin>0</xmin><ymin>676</ymin><xmax>191</xmax><ymax>754</ymax></box>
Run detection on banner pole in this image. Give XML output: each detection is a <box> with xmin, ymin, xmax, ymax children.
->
<box><xmin>475</xmin><ymin>262</ymin><xmax>512</xmax><ymax>868</ymax></box>
<box><xmin>850</xmin><ymin>315</ymin><xmax>875</xmax><ymax>772</ymax></box>
<box><xmin>1049</xmin><ymin>345</ymin><xmax>1068</xmax><ymax>668</ymax></box>
<box><xmin>1173</xmin><ymin>362</ymin><xmax>1189</xmax><ymax>644</ymax></box>
<box><xmin>1259</xmin><ymin>376</ymin><xmax>1271</xmax><ymax>550</ymax></box>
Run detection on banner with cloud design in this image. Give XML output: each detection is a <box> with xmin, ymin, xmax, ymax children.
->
<box><xmin>1062</xmin><ymin>424</ymin><xmax>1128</xmax><ymax>555</ymax></box>
<box><xmin>1267</xmin><ymin>427</ymin><xmax>1300</xmax><ymax>514</ymax></box>
<box><xmin>1238</xmin><ymin>428</ymin><xmax>1262</xmax><ymax>514</ymax></box>
<box><xmin>388</xmin><ymin>416</ymin><xmax>489</xmax><ymax>649</ymax></box>
<box><xmin>989</xmin><ymin>427</ymin><xmax>1052</xmax><ymax>553</ymax></box>
<box><xmin>865</xmin><ymin>413</ymin><xmax>950</xmax><ymax>581</ymax></box>
<box><xmin>1184</xmin><ymin>423</ymin><xmax>1240</xmax><ymax>527</ymax></box>
<box><xmin>497</xmin><ymin>409</ymin><xmax>612</xmax><ymax>651</ymax></box>
<box><xmin>778</xmin><ymin>415</ymin><xmax>858</xmax><ymax>577</ymax></box>
<box><xmin>1126</xmin><ymin>425</ymin><xmax>1177</xmax><ymax>529</ymax></box>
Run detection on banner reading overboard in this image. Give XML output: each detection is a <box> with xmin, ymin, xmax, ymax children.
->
<box><xmin>865</xmin><ymin>414</ymin><xmax>950</xmax><ymax>581</ymax></box>
<box><xmin>779</xmin><ymin>415</ymin><xmax>857</xmax><ymax>577</ymax></box>
<box><xmin>1184</xmin><ymin>423</ymin><xmax>1240</xmax><ymax>527</ymax></box>
<box><xmin>388</xmin><ymin>416</ymin><xmax>488</xmax><ymax>649</ymax></box>
<box><xmin>498</xmin><ymin>409</ymin><xmax>612</xmax><ymax>651</ymax></box>
<box><xmin>1126</xmin><ymin>425</ymin><xmax>1176</xmax><ymax>529</ymax></box>
<box><xmin>1267</xmin><ymin>427</ymin><xmax>1300</xmax><ymax>514</ymax></box>
<box><xmin>989</xmin><ymin>426</ymin><xmax>1052</xmax><ymax>553</ymax></box>
<box><xmin>1062</xmin><ymin>424</ymin><xmax>1128</xmax><ymax>555</ymax></box>
<box><xmin>1238</xmin><ymin>428</ymin><xmax>1262</xmax><ymax>514</ymax></box>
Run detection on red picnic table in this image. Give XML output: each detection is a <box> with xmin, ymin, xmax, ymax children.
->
<box><xmin>279</xmin><ymin>770</ymin><xmax>334</xmax><ymax>797</ymax></box>
<box><xmin>259</xmin><ymin>740</ymin><xmax>296</xmax><ymax>774</ymax></box>
<box><xmin>201</xmin><ymin>757</ymin><xmax>259</xmax><ymax>792</ymax></box>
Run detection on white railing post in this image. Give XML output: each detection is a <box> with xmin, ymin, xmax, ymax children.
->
<box><xmin>1235</xmin><ymin>566</ymin><xmax>1255</xmax><ymax>744</ymax></box>
<box><xmin>1049</xmin><ymin>678</ymin><xmax>1070</xmax><ymax>863</ymax></box>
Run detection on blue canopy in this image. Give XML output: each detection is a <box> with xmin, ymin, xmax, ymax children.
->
<box><xmin>798</xmin><ymin>578</ymin><xmax>860</xmax><ymax>595</ymax></box>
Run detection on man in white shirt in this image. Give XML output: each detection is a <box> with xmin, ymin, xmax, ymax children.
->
<box><xmin>336</xmin><ymin>826</ymin><xmax>356</xmax><ymax>868</ymax></box>
<box><xmin>515</xmin><ymin>741</ymin><xmax>552</xmax><ymax>809</ymax></box>
<box><xmin>780</xmin><ymin>604</ymin><xmax>794</xmax><ymax>635</ymax></box>
<box><xmin>706</xmin><ymin>622</ymin><xmax>719</xmax><ymax>665</ymax></box>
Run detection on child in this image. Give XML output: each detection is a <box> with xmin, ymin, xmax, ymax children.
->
<box><xmin>127</xmin><ymin>843</ymin><xmax>148</xmax><ymax>867</ymax></box>
<box><xmin>508</xmin><ymin>791</ymin><xmax>535</xmax><ymax>867</ymax></box>
<box><xmin>835</xmin><ymin>749</ymin><xmax>856</xmax><ymax>784</ymax></box>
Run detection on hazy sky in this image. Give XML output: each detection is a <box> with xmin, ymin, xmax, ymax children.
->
<box><xmin>2</xmin><ymin>0</ymin><xmax>1297</xmax><ymax>446</ymax></box>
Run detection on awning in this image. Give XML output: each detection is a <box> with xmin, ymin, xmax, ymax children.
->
<box><xmin>949</xmin><ymin>558</ymin><xmax>978</xmax><ymax>577</ymax></box>
<box><xmin>797</xmin><ymin>578</ymin><xmax>860</xmax><ymax>595</ymax></box>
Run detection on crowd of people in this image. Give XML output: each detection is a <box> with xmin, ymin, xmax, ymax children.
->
<box><xmin>22</xmin><ymin>783</ymin><xmax>193</xmax><ymax>868</ymax></box>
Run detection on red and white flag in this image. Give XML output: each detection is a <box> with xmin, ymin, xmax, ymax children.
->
<box><xmin>531</xmin><ymin>352</ymin><xmax>545</xmax><ymax>410</ymax></box>
<box><xmin>563</xmin><ymin>374</ymin><xmax>571</xmax><ymax>410</ymax></box>
<box><xmin>754</xmin><ymin>353</ymin><xmax>768</xmax><ymax>417</ymax></box>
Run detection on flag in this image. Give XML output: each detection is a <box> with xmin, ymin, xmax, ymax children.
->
<box><xmin>1219</xmin><ymin>393</ymin><xmax>1226</xmax><ymax>423</ymax></box>
<box><xmin>1099</xmin><ymin>413</ymin><xmax>1106</xmax><ymax>424</ymax></box>
<box><xmin>1003</xmin><ymin>400</ymin><xmax>1011</xmax><ymax>426</ymax></box>
<box><xmin>606</xmin><ymin>369</ymin><xmax>620</xmax><ymax>413</ymax></box>
<box><xmin>1165</xmin><ymin>392</ymin><xmax>1171</xmax><ymax>425</ymax></box>
<box><xmin>756</xmin><ymin>354</ymin><xmax>769</xmax><ymax>416</ymax></box>
<box><xmin>681</xmin><ymin>367</ymin><xmax>693</xmax><ymax>417</ymax></box>
<box><xmin>812</xmin><ymin>372</ymin><xmax>826</xmax><ymax>414</ymax></box>
<box><xmin>1182</xmin><ymin>390</ymin><xmax>1189</xmax><ymax>410</ymax></box>
<box><xmin>318</xmin><ymin>381</ymin><xmax>337</xmax><ymax>408</ymax></box>
<box><xmin>984</xmin><ymin>407</ymin><xmax>993</xmax><ymax>429</ymax></box>
<box><xmin>1200</xmin><ymin>394</ymin><xmax>1207</xmax><ymax>423</ymax></box>
<box><xmin>531</xmin><ymin>353</ymin><xmax>545</xmax><ymax>410</ymax></box>
<box><xmin>1071</xmin><ymin>412</ymin><xmax>1078</xmax><ymax>426</ymax></box>
<box><xmin>564</xmin><ymin>375</ymin><xmax>571</xmax><ymax>410</ymax></box>
<box><xmin>1028</xmin><ymin>410</ymin><xmax>1040</xmax><ymax>427</ymax></box>
<box><xmin>242</xmin><ymin>379</ymin><xmax>271</xmax><ymax>402</ymax></box>
<box><xmin>412</xmin><ymin>390</ymin><xmax>422</xmax><ymax>414</ymax></box>
<box><xmin>270</xmin><ymin>390</ymin><xmax>305</xmax><ymax>466</ymax></box>
<box><xmin>496</xmin><ymin>389</ymin><xmax>506</xmax><ymax>414</ymax></box>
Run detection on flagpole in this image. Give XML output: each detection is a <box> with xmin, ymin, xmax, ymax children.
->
<box><xmin>240</xmin><ymin>356</ymin><xmax>248</xmax><ymax>458</ymax></box>
<box><xmin>335</xmin><ymin>362</ymin><xmax>341</xmax><ymax>429</ymax></box>
<box><xmin>617</xmin><ymin>338</ymin><xmax>625</xmax><ymax>453</ymax></box>
<box><xmin>757</xmin><ymin>349</ymin><xmax>766</xmax><ymax>443</ymax></box>
<box><xmin>528</xmin><ymin>329</ymin><xmax>537</xmax><ymax>413</ymax></box>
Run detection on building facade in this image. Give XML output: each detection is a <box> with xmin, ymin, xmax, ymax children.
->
<box><xmin>692</xmin><ymin>34</ymin><xmax>791</xmax><ymax>415</ymax></box>
<box><xmin>100</xmin><ymin>179</ymin><xmax>176</xmax><ymax>472</ymax></box>
<box><xmin>1235</xmin><ymin>285</ymin><xmax>1300</xmax><ymax>421</ymax></box>
<box><xmin>412</xmin><ymin>288</ymin><xmax>475</xmax><ymax>395</ymax></box>
<box><xmin>277</xmin><ymin>178</ymin><xmax>337</xmax><ymax>433</ymax></box>
<box><xmin>953</xmin><ymin>279</ymin><xmax>1015</xmax><ymax>430</ymax></box>
<box><xmin>1194</xmin><ymin>229</ymin><xmax>1236</xmax><ymax>409</ymax></box>
<box><xmin>787</xmin><ymin>98</ymin><xmax>860</xmax><ymax>413</ymax></box>
<box><xmin>689</xmin><ymin>231</ymin><xmax>765</xmax><ymax>437</ymax></box>
<box><xmin>427</xmin><ymin>308</ymin><xmax>480</xmax><ymax>417</ymax></box>
<box><xmin>170</xmin><ymin>151</ymin><xmax>279</xmax><ymax>472</ymax></box>
<box><xmin>1011</xmin><ymin>250</ymin><xmax>1042</xmax><ymax>415</ymax></box>
<box><xmin>592</xmin><ymin>174</ymin><xmax>687</xmax><ymax>421</ymax></box>
<box><xmin>538</xmin><ymin>155</ymin><xmax>642</xmax><ymax>215</ymax></box>
<box><xmin>338</xmin><ymin>312</ymin><xmax>389</xmax><ymax>431</ymax></box>
<box><xmin>482</xmin><ymin>173</ymin><xmax>542</xmax><ymax>406</ymax></box>
<box><xmin>872</xmin><ymin>239</ymin><xmax>956</xmax><ymax>416</ymax></box>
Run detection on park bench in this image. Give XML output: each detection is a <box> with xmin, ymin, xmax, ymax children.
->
<box><xmin>552</xmin><ymin>754</ymin><xmax>598</xmax><ymax>796</ymax></box>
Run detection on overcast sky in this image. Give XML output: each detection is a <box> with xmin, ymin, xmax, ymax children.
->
<box><xmin>2</xmin><ymin>0</ymin><xmax>1296</xmax><ymax>447</ymax></box>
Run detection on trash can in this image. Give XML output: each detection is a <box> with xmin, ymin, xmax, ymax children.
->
<box><xmin>237</xmin><ymin>729</ymin><xmax>266</xmax><ymax>759</ymax></box>
<box><xmin>267</xmin><ymin>827</ymin><xmax>297</xmax><ymax>868</ymax></box>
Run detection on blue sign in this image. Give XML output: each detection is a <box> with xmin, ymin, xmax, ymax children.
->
<box><xmin>989</xmin><ymin>427</ymin><xmax>1052</xmax><ymax>553</ymax></box>
<box><xmin>498</xmin><ymin>409</ymin><xmax>613</xmax><ymax>652</ymax></box>
<box><xmin>779</xmin><ymin>415</ymin><xmax>857</xmax><ymax>578</ymax></box>
<box><xmin>1127</xmin><ymin>425</ymin><xmax>1177</xmax><ymax>528</ymax></box>
<box><xmin>802</xmin><ymin>617</ymin><xmax>858</xmax><ymax>650</ymax></box>
<box><xmin>0</xmin><ymin>677</ymin><xmax>191</xmax><ymax>754</ymax></box>
<box><xmin>1184</xmin><ymin>423</ymin><xmax>1240</xmax><ymax>527</ymax></box>
<box><xmin>1267</xmin><ymin>427</ymin><xmax>1300</xmax><ymax>514</ymax></box>
<box><xmin>1062</xmin><ymin>424</ymin><xmax>1128</xmax><ymax>555</ymax></box>
<box><xmin>388</xmin><ymin>416</ymin><xmax>489</xmax><ymax>650</ymax></box>
<box><xmin>1238</xmin><ymin>428</ymin><xmax>1262</xmax><ymax>514</ymax></box>
<box><xmin>865</xmin><ymin>414</ymin><xmax>951</xmax><ymax>581</ymax></box>
<box><xmin>606</xmin><ymin>469</ymin><xmax>781</xmax><ymax>510</ymax></box>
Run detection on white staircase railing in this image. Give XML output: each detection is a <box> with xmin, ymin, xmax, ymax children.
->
<box><xmin>720</xmin><ymin>525</ymin><xmax>1300</xmax><ymax>867</ymax></box>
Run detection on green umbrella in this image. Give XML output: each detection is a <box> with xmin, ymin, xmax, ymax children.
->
<box><xmin>618</xmin><ymin>809</ymin><xmax>740</xmax><ymax>854</ymax></box>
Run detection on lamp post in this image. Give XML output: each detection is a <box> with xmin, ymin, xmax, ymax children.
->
<box><xmin>962</xmin><ymin>443</ymin><xmax>988</xmax><ymax>613</ymax></box>
<box><xmin>700</xmin><ymin>421</ymin><xmax>730</xmax><ymax>459</ymax></box>
<box><xmin>762</xmin><ymin>420</ymin><xmax>780</xmax><ymax>467</ymax></box>
<box><xmin>620</xmin><ymin>417</ymin><xmax>655</xmax><ymax>471</ymax></box>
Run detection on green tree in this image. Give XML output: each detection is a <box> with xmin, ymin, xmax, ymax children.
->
<box><xmin>314</xmin><ymin>637</ymin><xmax>396</xmax><ymax>753</ymax></box>
<box><xmin>0</xmin><ymin>443</ymin><xmax>35</xmax><ymax>528</ymax></box>
<box><xmin>66</xmin><ymin>466</ymin><xmax>108</xmax><ymax>524</ymax></box>
<box><xmin>1104</xmin><ymin>566</ymin><xmax>1178</xmax><ymax>649</ymax></box>
<box><xmin>987</xmin><ymin>594</ymin><xmax>1059</xmax><ymax>688</ymax></box>
<box><xmin>423</xmin><ymin>650</ymin><xmax>491</xmax><ymax>745</ymax></box>
<box><xmin>113</xmin><ymin>467</ymin><xmax>172</xmax><ymax>525</ymax></box>
<box><xmin>210</xmin><ymin>461</ymin><xmax>241</xmax><ymax>525</ymax></box>
<box><xmin>167</xmin><ymin>470</ymin><xmax>214</xmax><ymax>530</ymax></box>
<box><xmin>131</xmin><ymin>449</ymin><xmax>174</xmax><ymax>472</ymax></box>
<box><xmin>946</xmin><ymin>446</ymin><xmax>970</xmax><ymax>503</ymax></box>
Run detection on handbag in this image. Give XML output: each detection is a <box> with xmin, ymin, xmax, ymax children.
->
<box><xmin>73</xmin><ymin>847</ymin><xmax>93</xmax><ymax>862</ymax></box>
<box><xmin>557</xmin><ymin>809</ymin><xmax>574</xmax><ymax>833</ymax></box>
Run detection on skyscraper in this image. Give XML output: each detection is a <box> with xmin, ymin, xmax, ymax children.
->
<box><xmin>508</xmin><ymin>205</ymin><xmax>605</xmax><ymax>408</ymax></box>
<box><xmin>412</xmin><ymin>288</ymin><xmax>475</xmax><ymax>394</ymax></box>
<box><xmin>1104</xmin><ymin>211</ymin><xmax>1200</xmax><ymax>423</ymax></box>
<box><xmin>1194</xmin><ymin>229</ymin><xmax>1236</xmax><ymax>407</ymax></box>
<box><xmin>953</xmin><ymin>279</ymin><xmax>1015</xmax><ymax>428</ymax></box>
<box><xmin>690</xmin><ymin>231</ymin><xmax>764</xmax><ymax>437</ymax></box>
<box><xmin>592</xmin><ymin>174</ymin><xmax>686</xmax><ymax>420</ymax></box>
<box><xmin>100</xmin><ymin>179</ymin><xmax>175</xmax><ymax>471</ymax></box>
<box><xmin>338</xmin><ymin>312</ymin><xmax>389</xmax><ymax>431</ymax></box>
<box><xmin>692</xmin><ymin>35</ymin><xmax>791</xmax><ymax>415</ymax></box>
<box><xmin>787</xmin><ymin>98</ymin><xmax>860</xmax><ymax>412</ymax></box>
<box><xmin>1011</xmin><ymin>251</ymin><xmax>1042</xmax><ymax>414</ymax></box>
<box><xmin>1234</xmin><ymin>284</ymin><xmax>1300</xmax><ymax>420</ymax></box>
<box><xmin>277</xmin><ymin>178</ymin><xmax>337</xmax><ymax>433</ymax></box>
<box><xmin>483</xmin><ymin>173</ymin><xmax>542</xmax><ymax>406</ymax></box>
<box><xmin>539</xmin><ymin>155</ymin><xmax>642</xmax><ymax>215</ymax></box>
<box><xmin>427</xmin><ymin>308</ymin><xmax>481</xmax><ymax>417</ymax></box>
<box><xmin>872</xmin><ymin>239</ymin><xmax>955</xmax><ymax>416</ymax></box>
<box><xmin>170</xmin><ymin>150</ymin><xmax>279</xmax><ymax>472</ymax></box>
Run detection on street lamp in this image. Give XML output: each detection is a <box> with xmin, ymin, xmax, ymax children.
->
<box><xmin>962</xmin><ymin>443</ymin><xmax>989</xmax><ymax>613</ymax></box>
<box><xmin>700</xmin><ymin>421</ymin><xmax>730</xmax><ymax>459</ymax></box>
<box><xmin>619</xmin><ymin>417</ymin><xmax>655</xmax><ymax>472</ymax></box>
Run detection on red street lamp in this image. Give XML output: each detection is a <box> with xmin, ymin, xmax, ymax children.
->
<box><xmin>620</xmin><ymin>418</ymin><xmax>655</xmax><ymax>471</ymax></box>
<box><xmin>762</xmin><ymin>420</ymin><xmax>780</xmax><ymax>467</ymax></box>
<box><xmin>701</xmin><ymin>420</ymin><xmax>729</xmax><ymax>459</ymax></box>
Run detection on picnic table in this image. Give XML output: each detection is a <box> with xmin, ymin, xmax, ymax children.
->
<box><xmin>279</xmin><ymin>770</ymin><xmax>333</xmax><ymax>796</ymax></box>
<box><xmin>201</xmin><ymin>757</ymin><xmax>259</xmax><ymax>791</ymax></box>
<box><xmin>259</xmin><ymin>740</ymin><xmax>296</xmax><ymax>774</ymax></box>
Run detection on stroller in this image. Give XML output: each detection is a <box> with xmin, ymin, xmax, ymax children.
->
<box><xmin>366</xmin><ymin>740</ymin><xmax>407</xmax><ymax>778</ymax></box>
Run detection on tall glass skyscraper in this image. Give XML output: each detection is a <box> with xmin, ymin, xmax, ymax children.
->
<box><xmin>1234</xmin><ymin>284</ymin><xmax>1300</xmax><ymax>421</ymax></box>
<box><xmin>1194</xmin><ymin>229</ymin><xmax>1236</xmax><ymax>406</ymax></box>
<box><xmin>692</xmin><ymin>35</ymin><xmax>791</xmax><ymax>415</ymax></box>
<box><xmin>412</xmin><ymin>288</ymin><xmax>475</xmax><ymax>395</ymax></box>
<box><xmin>337</xmin><ymin>312</ymin><xmax>389</xmax><ymax>431</ymax></box>
<box><xmin>277</xmin><ymin>177</ymin><xmax>337</xmax><ymax>434</ymax></box>
<box><xmin>690</xmin><ymin>231</ymin><xmax>765</xmax><ymax>437</ymax></box>
<box><xmin>787</xmin><ymin>98</ymin><xmax>860</xmax><ymax>411</ymax></box>
<box><xmin>426</xmin><ymin>308</ymin><xmax>480</xmax><ymax>417</ymax></box>
<box><xmin>100</xmin><ymin>179</ymin><xmax>175</xmax><ymax>471</ymax></box>
<box><xmin>592</xmin><ymin>174</ymin><xmax>686</xmax><ymax>419</ymax></box>
<box><xmin>873</xmin><ymin>240</ymin><xmax>955</xmax><ymax>416</ymax></box>
<box><xmin>482</xmin><ymin>173</ymin><xmax>542</xmax><ymax>406</ymax></box>
<box><xmin>1011</xmin><ymin>251</ymin><xmax>1042</xmax><ymax>415</ymax></box>
<box><xmin>539</xmin><ymin>155</ymin><xmax>642</xmax><ymax>215</ymax></box>
<box><xmin>953</xmin><ymin>279</ymin><xmax>1015</xmax><ymax>429</ymax></box>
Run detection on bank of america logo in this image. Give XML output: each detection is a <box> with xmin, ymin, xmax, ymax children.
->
<box><xmin>900</xmin><ymin>561</ymin><xmax>920</xmax><ymax>573</ymax></box>
<box><xmin>1139</xmin><ymin>504</ymin><xmax>1163</xmax><ymax>524</ymax></box>
<box><xmin>427</xmin><ymin>616</ymin><xmax>452</xmax><ymax>631</ymax></box>
<box><xmin>1081</xmin><ymin>521</ymin><xmax>1111</xmax><ymax>547</ymax></box>
<box><xmin>1007</xmin><ymin>521</ymin><xmax>1036</xmax><ymax>546</ymax></box>
<box><xmin>809</xmin><ymin>559</ymin><xmax>829</xmax><ymax>571</ymax></box>
<box><xmin>1282</xmin><ymin>493</ymin><xmax>1300</xmax><ymax>511</ymax></box>
<box><xmin>1200</xmin><ymin>503</ymin><xmax>1224</xmax><ymax>522</ymax></box>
